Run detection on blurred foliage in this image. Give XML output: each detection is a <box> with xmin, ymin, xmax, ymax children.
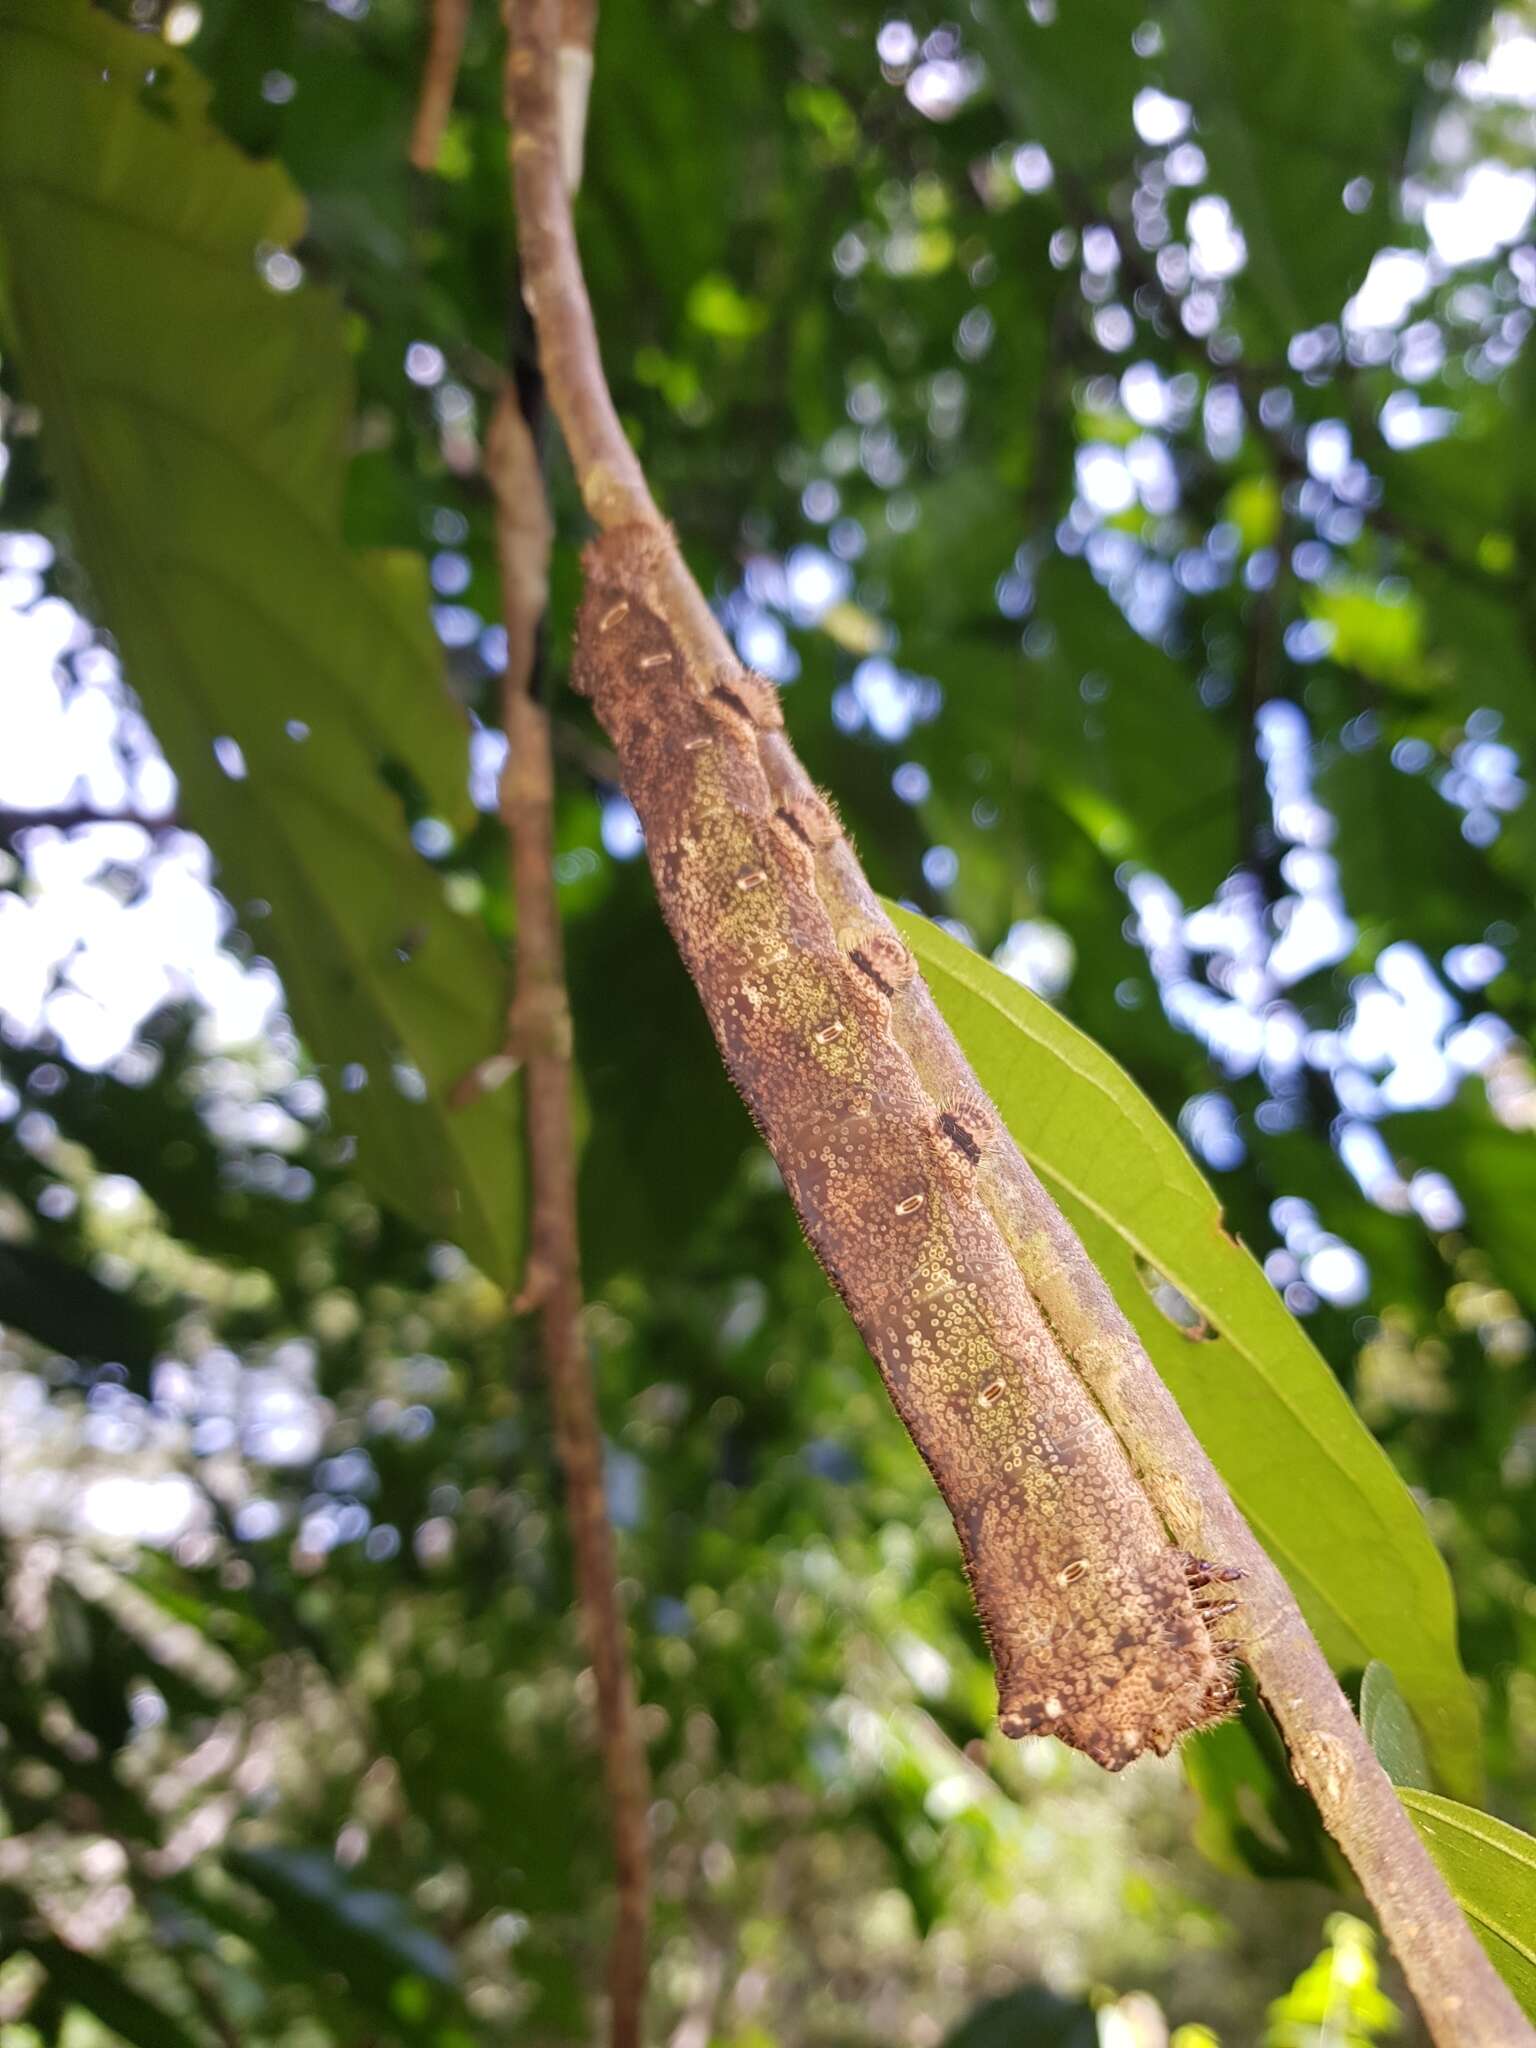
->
<box><xmin>1264</xmin><ymin>1913</ymin><xmax>1400</xmax><ymax>2048</ymax></box>
<box><xmin>0</xmin><ymin>0</ymin><xmax>1533</xmax><ymax>2040</ymax></box>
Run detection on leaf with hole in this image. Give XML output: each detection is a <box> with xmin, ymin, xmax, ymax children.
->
<box><xmin>891</xmin><ymin>905</ymin><xmax>1481</xmax><ymax>1798</ymax></box>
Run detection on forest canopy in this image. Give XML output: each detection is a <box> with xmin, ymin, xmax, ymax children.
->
<box><xmin>1</xmin><ymin>0</ymin><xmax>1536</xmax><ymax>2042</ymax></box>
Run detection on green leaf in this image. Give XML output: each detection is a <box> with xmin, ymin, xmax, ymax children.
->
<box><xmin>1320</xmin><ymin>745</ymin><xmax>1529</xmax><ymax>958</ymax></box>
<box><xmin>899</xmin><ymin>598</ymin><xmax>1235</xmax><ymax>915</ymax></box>
<box><xmin>1400</xmin><ymin>1791</ymin><xmax>1536</xmax><ymax>2017</ymax></box>
<box><xmin>0</xmin><ymin>0</ymin><xmax>519</xmax><ymax>1285</ymax></box>
<box><xmin>1360</xmin><ymin>1660</ymin><xmax>1431</xmax><ymax>1792</ymax></box>
<box><xmin>1381</xmin><ymin>1090</ymin><xmax>1536</xmax><ymax>1307</ymax></box>
<box><xmin>890</xmin><ymin>905</ymin><xmax>1482</xmax><ymax>1798</ymax></box>
<box><xmin>1265</xmin><ymin>1913</ymin><xmax>1401</xmax><ymax>2043</ymax></box>
<box><xmin>228</xmin><ymin>1847</ymin><xmax>457</xmax><ymax>1986</ymax></box>
<box><xmin>686</xmin><ymin>271</ymin><xmax>771</xmax><ymax>341</ymax></box>
<box><xmin>1028</xmin><ymin>562</ymin><xmax>1237</xmax><ymax>904</ymax></box>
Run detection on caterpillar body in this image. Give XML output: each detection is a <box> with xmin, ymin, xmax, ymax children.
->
<box><xmin>573</xmin><ymin>525</ymin><xmax>1237</xmax><ymax>1768</ymax></box>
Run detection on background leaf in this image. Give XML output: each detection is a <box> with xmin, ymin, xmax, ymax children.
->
<box><xmin>1183</xmin><ymin>1698</ymin><xmax>1336</xmax><ymax>1883</ymax></box>
<box><xmin>1158</xmin><ymin>0</ymin><xmax>1400</xmax><ymax>346</ymax></box>
<box><xmin>1360</xmin><ymin>1660</ymin><xmax>1432</xmax><ymax>1793</ymax></box>
<box><xmin>0</xmin><ymin>0</ymin><xmax>520</xmax><ymax>1284</ymax></box>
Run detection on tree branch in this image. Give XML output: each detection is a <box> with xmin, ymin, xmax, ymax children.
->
<box><xmin>503</xmin><ymin>3</ymin><xmax>1533</xmax><ymax>2040</ymax></box>
<box><xmin>0</xmin><ymin>806</ymin><xmax>181</xmax><ymax>842</ymax></box>
<box><xmin>503</xmin><ymin>2</ymin><xmax>652</xmax><ymax>531</ymax></box>
<box><xmin>409</xmin><ymin>0</ymin><xmax>471</xmax><ymax>173</ymax></box>
<box><xmin>492</xmin><ymin>23</ymin><xmax>650</xmax><ymax>2040</ymax></box>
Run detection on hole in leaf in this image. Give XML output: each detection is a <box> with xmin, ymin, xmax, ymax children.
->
<box><xmin>256</xmin><ymin>244</ymin><xmax>303</xmax><ymax>294</ymax></box>
<box><xmin>392</xmin><ymin>1059</ymin><xmax>428</xmax><ymax>1102</ymax></box>
<box><xmin>411</xmin><ymin>818</ymin><xmax>453</xmax><ymax>859</ymax></box>
<box><xmin>1133</xmin><ymin>1256</ymin><xmax>1215</xmax><ymax>1341</ymax></box>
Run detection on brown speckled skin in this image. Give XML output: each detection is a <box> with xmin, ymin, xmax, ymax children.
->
<box><xmin>573</xmin><ymin>527</ymin><xmax>1230</xmax><ymax>1768</ymax></box>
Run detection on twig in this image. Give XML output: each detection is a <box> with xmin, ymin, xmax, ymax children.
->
<box><xmin>492</xmin><ymin>25</ymin><xmax>650</xmax><ymax>2042</ymax></box>
<box><xmin>503</xmin><ymin>2</ymin><xmax>1534</xmax><ymax>2041</ymax></box>
<box><xmin>0</xmin><ymin>806</ymin><xmax>182</xmax><ymax>841</ymax></box>
<box><xmin>503</xmin><ymin>1</ymin><xmax>654</xmax><ymax>532</ymax></box>
<box><xmin>806</xmin><ymin>844</ymin><xmax>1530</xmax><ymax>2048</ymax></box>
<box><xmin>1235</xmin><ymin>509</ymin><xmax>1289</xmax><ymax>883</ymax></box>
<box><xmin>487</xmin><ymin>384</ymin><xmax>651</xmax><ymax>2045</ymax></box>
<box><xmin>409</xmin><ymin>0</ymin><xmax>472</xmax><ymax>173</ymax></box>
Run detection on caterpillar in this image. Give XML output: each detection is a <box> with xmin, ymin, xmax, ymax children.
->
<box><xmin>572</xmin><ymin>525</ymin><xmax>1237</xmax><ymax>1768</ymax></box>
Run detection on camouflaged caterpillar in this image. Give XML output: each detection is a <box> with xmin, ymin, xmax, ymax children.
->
<box><xmin>573</xmin><ymin>524</ymin><xmax>1238</xmax><ymax>1769</ymax></box>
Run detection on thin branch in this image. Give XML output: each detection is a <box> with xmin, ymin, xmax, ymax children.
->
<box><xmin>409</xmin><ymin>0</ymin><xmax>471</xmax><ymax>173</ymax></box>
<box><xmin>492</xmin><ymin>23</ymin><xmax>651</xmax><ymax>2037</ymax></box>
<box><xmin>504</xmin><ymin>3</ymin><xmax>1534</xmax><ymax>2042</ymax></box>
<box><xmin>1235</xmin><ymin>511</ymin><xmax>1289</xmax><ymax>881</ymax></box>
<box><xmin>503</xmin><ymin>1</ymin><xmax>653</xmax><ymax>532</ymax></box>
<box><xmin>0</xmin><ymin>806</ymin><xmax>182</xmax><ymax>841</ymax></box>
<box><xmin>487</xmin><ymin>376</ymin><xmax>651</xmax><ymax>2048</ymax></box>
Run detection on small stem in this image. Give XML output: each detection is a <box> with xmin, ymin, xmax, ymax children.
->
<box><xmin>490</xmin><ymin>43</ymin><xmax>651</xmax><ymax>2034</ymax></box>
<box><xmin>504</xmin><ymin>2</ymin><xmax>1534</xmax><ymax>2040</ymax></box>
<box><xmin>488</xmin><ymin>380</ymin><xmax>651</xmax><ymax>2048</ymax></box>
<box><xmin>0</xmin><ymin>805</ymin><xmax>182</xmax><ymax>840</ymax></box>
<box><xmin>409</xmin><ymin>0</ymin><xmax>471</xmax><ymax>173</ymax></box>
<box><xmin>503</xmin><ymin>0</ymin><xmax>654</xmax><ymax>530</ymax></box>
